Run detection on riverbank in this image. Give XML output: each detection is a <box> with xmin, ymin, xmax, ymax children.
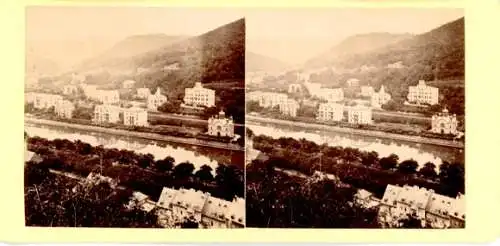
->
<box><xmin>246</xmin><ymin>115</ymin><xmax>464</xmax><ymax>149</ymax></box>
<box><xmin>25</xmin><ymin>116</ymin><xmax>244</xmax><ymax>152</ymax></box>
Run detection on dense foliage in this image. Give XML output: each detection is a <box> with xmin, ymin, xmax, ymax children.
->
<box><xmin>27</xmin><ymin>137</ymin><xmax>244</xmax><ymax>202</ymax></box>
<box><xmin>24</xmin><ymin>164</ymin><xmax>159</xmax><ymax>227</ymax></box>
<box><xmin>252</xmin><ymin>135</ymin><xmax>464</xmax><ymax>198</ymax></box>
<box><xmin>246</xmin><ymin>160</ymin><xmax>380</xmax><ymax>228</ymax></box>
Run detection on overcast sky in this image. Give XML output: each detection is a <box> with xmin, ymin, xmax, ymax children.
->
<box><xmin>245</xmin><ymin>8</ymin><xmax>464</xmax><ymax>65</ymax></box>
<box><xmin>26</xmin><ymin>7</ymin><xmax>463</xmax><ymax>68</ymax></box>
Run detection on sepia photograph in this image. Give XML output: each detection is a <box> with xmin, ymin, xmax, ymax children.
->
<box><xmin>24</xmin><ymin>6</ymin><xmax>245</xmax><ymax>228</ymax></box>
<box><xmin>245</xmin><ymin>8</ymin><xmax>465</xmax><ymax>228</ymax></box>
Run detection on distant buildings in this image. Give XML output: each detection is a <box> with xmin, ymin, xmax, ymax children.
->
<box><xmin>163</xmin><ymin>63</ymin><xmax>180</xmax><ymax>71</ymax></box>
<box><xmin>97</xmin><ymin>90</ymin><xmax>120</xmax><ymax>105</ymax></box>
<box><xmin>347</xmin><ymin>106</ymin><xmax>372</xmax><ymax>125</ymax></box>
<box><xmin>318</xmin><ymin>88</ymin><xmax>344</xmax><ymax>102</ymax></box>
<box><xmin>207</xmin><ymin>111</ymin><xmax>234</xmax><ymax>138</ymax></box>
<box><xmin>137</xmin><ymin>87</ymin><xmax>151</xmax><ymax>99</ymax></box>
<box><xmin>371</xmin><ymin>85</ymin><xmax>392</xmax><ymax>108</ymax></box>
<box><xmin>288</xmin><ymin>83</ymin><xmax>302</xmax><ymax>94</ymax></box>
<box><xmin>279</xmin><ymin>98</ymin><xmax>299</xmax><ymax>117</ymax></box>
<box><xmin>55</xmin><ymin>100</ymin><xmax>75</xmax><ymax>119</ymax></box>
<box><xmin>378</xmin><ymin>184</ymin><xmax>465</xmax><ymax>228</ymax></box>
<box><xmin>407</xmin><ymin>80</ymin><xmax>439</xmax><ymax>105</ymax></box>
<box><xmin>147</xmin><ymin>88</ymin><xmax>167</xmax><ymax>111</ymax></box>
<box><xmin>346</xmin><ymin>78</ymin><xmax>360</xmax><ymax>87</ymax></box>
<box><xmin>318</xmin><ymin>102</ymin><xmax>344</xmax><ymax>122</ymax></box>
<box><xmin>431</xmin><ymin>108</ymin><xmax>458</xmax><ymax>135</ymax></box>
<box><xmin>184</xmin><ymin>82</ymin><xmax>215</xmax><ymax>108</ymax></box>
<box><xmin>387</xmin><ymin>61</ymin><xmax>404</xmax><ymax>69</ymax></box>
<box><xmin>361</xmin><ymin>86</ymin><xmax>375</xmax><ymax>97</ymax></box>
<box><xmin>123</xmin><ymin>107</ymin><xmax>148</xmax><ymax>127</ymax></box>
<box><xmin>92</xmin><ymin>105</ymin><xmax>121</xmax><ymax>124</ymax></box>
<box><xmin>63</xmin><ymin>85</ymin><xmax>79</xmax><ymax>95</ymax></box>
<box><xmin>122</xmin><ymin>80</ymin><xmax>136</xmax><ymax>89</ymax></box>
<box><xmin>80</xmin><ymin>84</ymin><xmax>99</xmax><ymax>99</ymax></box>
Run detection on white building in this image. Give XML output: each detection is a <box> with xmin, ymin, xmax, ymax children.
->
<box><xmin>227</xmin><ymin>197</ymin><xmax>245</xmax><ymax>228</ymax></box>
<box><xmin>92</xmin><ymin>105</ymin><xmax>121</xmax><ymax>124</ymax></box>
<box><xmin>318</xmin><ymin>88</ymin><xmax>344</xmax><ymax>102</ymax></box>
<box><xmin>201</xmin><ymin>196</ymin><xmax>233</xmax><ymax>228</ymax></box>
<box><xmin>171</xmin><ymin>188</ymin><xmax>210</xmax><ymax>223</ymax></box>
<box><xmin>387</xmin><ymin>61</ymin><xmax>404</xmax><ymax>69</ymax></box>
<box><xmin>431</xmin><ymin>108</ymin><xmax>458</xmax><ymax>135</ymax></box>
<box><xmin>123</xmin><ymin>107</ymin><xmax>148</xmax><ymax>127</ymax></box>
<box><xmin>163</xmin><ymin>63</ymin><xmax>180</xmax><ymax>71</ymax></box>
<box><xmin>55</xmin><ymin>100</ymin><xmax>75</xmax><ymax>119</ymax></box>
<box><xmin>184</xmin><ymin>82</ymin><xmax>215</xmax><ymax>107</ymax></box>
<box><xmin>346</xmin><ymin>78</ymin><xmax>360</xmax><ymax>87</ymax></box>
<box><xmin>304</xmin><ymin>82</ymin><xmax>323</xmax><ymax>98</ymax></box>
<box><xmin>407</xmin><ymin>80</ymin><xmax>439</xmax><ymax>105</ymax></box>
<box><xmin>288</xmin><ymin>83</ymin><xmax>302</xmax><ymax>94</ymax></box>
<box><xmin>371</xmin><ymin>85</ymin><xmax>392</xmax><ymax>108</ymax></box>
<box><xmin>279</xmin><ymin>98</ymin><xmax>299</xmax><ymax>117</ymax></box>
<box><xmin>361</xmin><ymin>86</ymin><xmax>375</xmax><ymax>97</ymax></box>
<box><xmin>97</xmin><ymin>90</ymin><xmax>120</xmax><ymax>104</ymax></box>
<box><xmin>147</xmin><ymin>87</ymin><xmax>167</xmax><ymax>111</ymax></box>
<box><xmin>248</xmin><ymin>91</ymin><xmax>288</xmax><ymax>109</ymax></box>
<box><xmin>317</xmin><ymin>102</ymin><xmax>344</xmax><ymax>122</ymax></box>
<box><xmin>63</xmin><ymin>85</ymin><xmax>79</xmax><ymax>95</ymax></box>
<box><xmin>122</xmin><ymin>80</ymin><xmax>136</xmax><ymax>89</ymax></box>
<box><xmin>32</xmin><ymin>93</ymin><xmax>63</xmax><ymax>109</ymax></box>
<box><xmin>378</xmin><ymin>184</ymin><xmax>465</xmax><ymax>228</ymax></box>
<box><xmin>80</xmin><ymin>84</ymin><xmax>99</xmax><ymax>99</ymax></box>
<box><xmin>207</xmin><ymin>111</ymin><xmax>235</xmax><ymax>138</ymax></box>
<box><xmin>347</xmin><ymin>106</ymin><xmax>372</xmax><ymax>125</ymax></box>
<box><xmin>137</xmin><ymin>87</ymin><xmax>151</xmax><ymax>99</ymax></box>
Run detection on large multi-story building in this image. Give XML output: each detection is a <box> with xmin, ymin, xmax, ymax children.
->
<box><xmin>147</xmin><ymin>88</ymin><xmax>167</xmax><ymax>111</ymax></box>
<box><xmin>248</xmin><ymin>91</ymin><xmax>288</xmax><ymax>109</ymax></box>
<box><xmin>207</xmin><ymin>111</ymin><xmax>235</xmax><ymax>138</ymax></box>
<box><xmin>407</xmin><ymin>80</ymin><xmax>439</xmax><ymax>105</ymax></box>
<box><xmin>378</xmin><ymin>184</ymin><xmax>465</xmax><ymax>228</ymax></box>
<box><xmin>183</xmin><ymin>82</ymin><xmax>215</xmax><ymax>107</ymax></box>
<box><xmin>31</xmin><ymin>93</ymin><xmax>63</xmax><ymax>109</ymax></box>
<box><xmin>55</xmin><ymin>100</ymin><xmax>75</xmax><ymax>119</ymax></box>
<box><xmin>371</xmin><ymin>85</ymin><xmax>392</xmax><ymax>108</ymax></box>
<box><xmin>156</xmin><ymin>187</ymin><xmax>245</xmax><ymax>228</ymax></box>
<box><xmin>92</xmin><ymin>105</ymin><xmax>121</xmax><ymax>124</ymax></box>
<box><xmin>279</xmin><ymin>98</ymin><xmax>300</xmax><ymax>117</ymax></box>
<box><xmin>347</xmin><ymin>106</ymin><xmax>372</xmax><ymax>125</ymax></box>
<box><xmin>317</xmin><ymin>102</ymin><xmax>344</xmax><ymax>122</ymax></box>
<box><xmin>288</xmin><ymin>83</ymin><xmax>302</xmax><ymax>94</ymax></box>
<box><xmin>431</xmin><ymin>108</ymin><xmax>458</xmax><ymax>135</ymax></box>
<box><xmin>346</xmin><ymin>78</ymin><xmax>360</xmax><ymax>87</ymax></box>
<box><xmin>123</xmin><ymin>107</ymin><xmax>148</xmax><ymax>127</ymax></box>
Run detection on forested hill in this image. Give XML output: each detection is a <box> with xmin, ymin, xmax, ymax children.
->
<box><xmin>246</xmin><ymin>51</ymin><xmax>290</xmax><ymax>72</ymax></box>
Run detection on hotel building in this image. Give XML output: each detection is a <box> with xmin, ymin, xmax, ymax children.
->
<box><xmin>184</xmin><ymin>82</ymin><xmax>215</xmax><ymax>107</ymax></box>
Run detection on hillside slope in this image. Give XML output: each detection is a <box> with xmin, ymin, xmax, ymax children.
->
<box><xmin>246</xmin><ymin>51</ymin><xmax>290</xmax><ymax>72</ymax></box>
<box><xmin>305</xmin><ymin>32</ymin><xmax>413</xmax><ymax>68</ymax></box>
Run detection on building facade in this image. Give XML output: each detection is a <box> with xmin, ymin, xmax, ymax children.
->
<box><xmin>431</xmin><ymin>108</ymin><xmax>458</xmax><ymax>135</ymax></box>
<box><xmin>407</xmin><ymin>80</ymin><xmax>439</xmax><ymax>105</ymax></box>
<box><xmin>346</xmin><ymin>78</ymin><xmax>360</xmax><ymax>87</ymax></box>
<box><xmin>279</xmin><ymin>98</ymin><xmax>299</xmax><ymax>117</ymax></box>
<box><xmin>317</xmin><ymin>102</ymin><xmax>344</xmax><ymax>122</ymax></box>
<box><xmin>123</xmin><ymin>107</ymin><xmax>148</xmax><ymax>127</ymax></box>
<box><xmin>55</xmin><ymin>100</ymin><xmax>75</xmax><ymax>119</ymax></box>
<box><xmin>122</xmin><ymin>80</ymin><xmax>136</xmax><ymax>89</ymax></box>
<box><xmin>288</xmin><ymin>83</ymin><xmax>302</xmax><ymax>93</ymax></box>
<box><xmin>147</xmin><ymin>88</ymin><xmax>167</xmax><ymax>111</ymax></box>
<box><xmin>171</xmin><ymin>188</ymin><xmax>209</xmax><ymax>223</ymax></box>
<box><xmin>347</xmin><ymin>106</ymin><xmax>372</xmax><ymax>125</ymax></box>
<box><xmin>32</xmin><ymin>93</ymin><xmax>63</xmax><ymax>109</ymax></box>
<box><xmin>318</xmin><ymin>88</ymin><xmax>344</xmax><ymax>102</ymax></box>
<box><xmin>93</xmin><ymin>105</ymin><xmax>121</xmax><ymax>124</ymax></box>
<box><xmin>183</xmin><ymin>82</ymin><xmax>215</xmax><ymax>107</ymax></box>
<box><xmin>378</xmin><ymin>184</ymin><xmax>465</xmax><ymax>228</ymax></box>
<box><xmin>207</xmin><ymin>111</ymin><xmax>235</xmax><ymax>138</ymax></box>
<box><xmin>371</xmin><ymin>85</ymin><xmax>392</xmax><ymax>108</ymax></box>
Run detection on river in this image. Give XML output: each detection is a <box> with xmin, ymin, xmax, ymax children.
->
<box><xmin>25</xmin><ymin>123</ymin><xmax>244</xmax><ymax>172</ymax></box>
<box><xmin>247</xmin><ymin>123</ymin><xmax>464</xmax><ymax>168</ymax></box>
